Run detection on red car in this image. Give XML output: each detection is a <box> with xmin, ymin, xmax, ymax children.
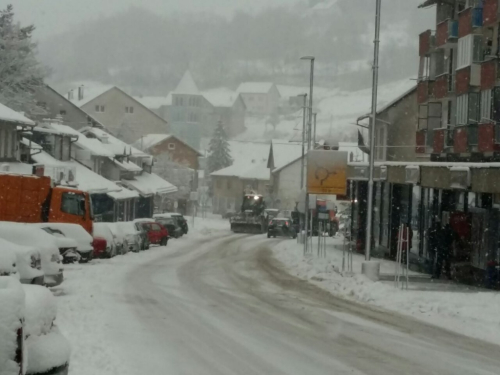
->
<box><xmin>141</xmin><ymin>222</ymin><xmax>169</xmax><ymax>246</ymax></box>
<box><xmin>92</xmin><ymin>236</ymin><xmax>107</xmax><ymax>258</ymax></box>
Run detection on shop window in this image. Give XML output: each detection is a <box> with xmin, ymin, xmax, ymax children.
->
<box><xmin>456</xmin><ymin>94</ymin><xmax>469</xmax><ymax>125</ymax></box>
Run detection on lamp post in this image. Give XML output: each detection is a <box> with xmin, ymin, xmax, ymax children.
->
<box><xmin>297</xmin><ymin>93</ymin><xmax>307</xmax><ymax>189</ymax></box>
<box><xmin>301</xmin><ymin>56</ymin><xmax>315</xmax><ymax>255</ymax></box>
<box><xmin>365</xmin><ymin>0</ymin><xmax>382</xmax><ymax>261</ymax></box>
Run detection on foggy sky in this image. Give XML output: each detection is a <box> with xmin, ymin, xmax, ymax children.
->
<box><xmin>0</xmin><ymin>0</ymin><xmax>291</xmax><ymax>40</ymax></box>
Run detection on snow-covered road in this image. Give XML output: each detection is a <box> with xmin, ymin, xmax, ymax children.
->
<box><xmin>57</xmin><ymin>230</ymin><xmax>500</xmax><ymax>375</ymax></box>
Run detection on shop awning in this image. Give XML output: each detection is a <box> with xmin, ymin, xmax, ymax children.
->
<box><xmin>122</xmin><ymin>172</ymin><xmax>177</xmax><ymax>197</ymax></box>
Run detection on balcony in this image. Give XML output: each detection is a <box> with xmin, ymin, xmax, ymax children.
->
<box><xmin>459</xmin><ymin>8</ymin><xmax>473</xmax><ymax>37</ymax></box>
<box><xmin>417</xmin><ymin>80</ymin><xmax>434</xmax><ymax>104</ymax></box>
<box><xmin>433</xmin><ymin>74</ymin><xmax>449</xmax><ymax>99</ymax></box>
<box><xmin>478</xmin><ymin>122</ymin><xmax>500</xmax><ymax>153</ymax></box>
<box><xmin>481</xmin><ymin>58</ymin><xmax>497</xmax><ymax>90</ymax></box>
<box><xmin>416</xmin><ymin>130</ymin><xmax>427</xmax><ymax>154</ymax></box>
<box><xmin>453</xmin><ymin>125</ymin><xmax>468</xmax><ymax>153</ymax></box>
<box><xmin>419</xmin><ymin>30</ymin><xmax>433</xmax><ymax>56</ymax></box>
<box><xmin>436</xmin><ymin>20</ymin><xmax>458</xmax><ymax>48</ymax></box>
<box><xmin>433</xmin><ymin>128</ymin><xmax>446</xmax><ymax>154</ymax></box>
<box><xmin>456</xmin><ymin>67</ymin><xmax>470</xmax><ymax>94</ymax></box>
<box><xmin>483</xmin><ymin>0</ymin><xmax>498</xmax><ymax>27</ymax></box>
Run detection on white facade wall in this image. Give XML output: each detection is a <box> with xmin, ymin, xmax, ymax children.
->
<box><xmin>273</xmin><ymin>158</ymin><xmax>304</xmax><ymax>211</ymax></box>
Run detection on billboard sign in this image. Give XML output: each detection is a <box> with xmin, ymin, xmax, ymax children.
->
<box><xmin>307</xmin><ymin>150</ymin><xmax>347</xmax><ymax>195</ymax></box>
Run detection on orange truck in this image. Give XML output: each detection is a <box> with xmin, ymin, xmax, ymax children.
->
<box><xmin>0</xmin><ymin>173</ymin><xmax>93</xmax><ymax>234</ymax></box>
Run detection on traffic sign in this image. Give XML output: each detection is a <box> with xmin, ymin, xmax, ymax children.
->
<box><xmin>307</xmin><ymin>150</ymin><xmax>348</xmax><ymax>195</ymax></box>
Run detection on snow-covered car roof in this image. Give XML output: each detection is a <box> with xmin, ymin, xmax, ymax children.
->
<box><xmin>133</xmin><ymin>218</ymin><xmax>156</xmax><ymax>223</ymax></box>
<box><xmin>31</xmin><ymin>223</ymin><xmax>93</xmax><ymax>252</ymax></box>
<box><xmin>36</xmin><ymin>226</ymin><xmax>79</xmax><ymax>250</ymax></box>
<box><xmin>153</xmin><ymin>213</ymin><xmax>184</xmax><ymax>218</ymax></box>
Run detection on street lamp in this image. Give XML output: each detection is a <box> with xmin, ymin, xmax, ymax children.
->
<box><xmin>301</xmin><ymin>55</ymin><xmax>315</xmax><ymax>255</ymax></box>
<box><xmin>365</xmin><ymin>0</ymin><xmax>382</xmax><ymax>262</ymax></box>
<box><xmin>297</xmin><ymin>93</ymin><xmax>307</xmax><ymax>190</ymax></box>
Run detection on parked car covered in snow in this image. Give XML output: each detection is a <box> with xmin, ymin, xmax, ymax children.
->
<box><xmin>0</xmin><ymin>247</ymin><xmax>18</xmax><ymax>278</ymax></box>
<box><xmin>0</xmin><ymin>276</ymin><xmax>25</xmax><ymax>375</ymax></box>
<box><xmin>132</xmin><ymin>219</ymin><xmax>152</xmax><ymax>250</ymax></box>
<box><xmin>93</xmin><ymin>223</ymin><xmax>117</xmax><ymax>258</ymax></box>
<box><xmin>155</xmin><ymin>217</ymin><xmax>183</xmax><ymax>239</ymax></box>
<box><xmin>34</xmin><ymin>225</ymin><xmax>81</xmax><ymax>264</ymax></box>
<box><xmin>116</xmin><ymin>222</ymin><xmax>142</xmax><ymax>252</ymax></box>
<box><xmin>139</xmin><ymin>222</ymin><xmax>169</xmax><ymax>246</ymax></box>
<box><xmin>32</xmin><ymin>223</ymin><xmax>94</xmax><ymax>263</ymax></box>
<box><xmin>0</xmin><ymin>224</ymin><xmax>63</xmax><ymax>287</ymax></box>
<box><xmin>0</xmin><ymin>238</ymin><xmax>43</xmax><ymax>285</ymax></box>
<box><xmin>23</xmin><ymin>284</ymin><xmax>71</xmax><ymax>375</ymax></box>
<box><xmin>104</xmin><ymin>223</ymin><xmax>126</xmax><ymax>255</ymax></box>
<box><xmin>154</xmin><ymin>213</ymin><xmax>188</xmax><ymax>235</ymax></box>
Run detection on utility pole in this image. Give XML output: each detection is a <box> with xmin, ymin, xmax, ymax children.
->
<box><xmin>299</xmin><ymin>94</ymin><xmax>307</xmax><ymax>189</ymax></box>
<box><xmin>365</xmin><ymin>0</ymin><xmax>382</xmax><ymax>261</ymax></box>
<box><xmin>301</xmin><ymin>56</ymin><xmax>315</xmax><ymax>255</ymax></box>
<box><xmin>313</xmin><ymin>113</ymin><xmax>317</xmax><ymax>149</ymax></box>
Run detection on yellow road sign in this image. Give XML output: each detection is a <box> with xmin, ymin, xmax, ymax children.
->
<box><xmin>307</xmin><ymin>150</ymin><xmax>348</xmax><ymax>195</ymax></box>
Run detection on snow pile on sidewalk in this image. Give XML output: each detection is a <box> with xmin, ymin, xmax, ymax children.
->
<box><xmin>186</xmin><ymin>214</ymin><xmax>230</xmax><ymax>236</ymax></box>
<box><xmin>273</xmin><ymin>237</ymin><xmax>500</xmax><ymax>346</ymax></box>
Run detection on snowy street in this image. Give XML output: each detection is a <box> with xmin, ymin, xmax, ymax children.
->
<box><xmin>55</xmin><ymin>222</ymin><xmax>500</xmax><ymax>375</ymax></box>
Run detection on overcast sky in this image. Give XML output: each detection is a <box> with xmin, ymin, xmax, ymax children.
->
<box><xmin>1</xmin><ymin>0</ymin><xmax>291</xmax><ymax>40</ymax></box>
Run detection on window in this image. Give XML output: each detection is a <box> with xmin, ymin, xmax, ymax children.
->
<box><xmin>95</xmin><ymin>105</ymin><xmax>105</xmax><ymax>113</ymax></box>
<box><xmin>457</xmin><ymin>94</ymin><xmax>469</xmax><ymax>125</ymax></box>
<box><xmin>433</xmin><ymin>49</ymin><xmax>446</xmax><ymax>77</ymax></box>
<box><xmin>457</xmin><ymin>35</ymin><xmax>483</xmax><ymax>69</ymax></box>
<box><xmin>168</xmin><ymin>143</ymin><xmax>175</xmax><ymax>150</ymax></box>
<box><xmin>468</xmin><ymin>92</ymin><xmax>480</xmax><ymax>123</ymax></box>
<box><xmin>61</xmin><ymin>192</ymin><xmax>86</xmax><ymax>216</ymax></box>
<box><xmin>446</xmin><ymin>100</ymin><xmax>453</xmax><ymax>126</ymax></box>
<box><xmin>125</xmin><ymin>106</ymin><xmax>134</xmax><ymax>114</ymax></box>
<box><xmin>481</xmin><ymin>89</ymin><xmax>492</xmax><ymax>122</ymax></box>
<box><xmin>0</xmin><ymin>127</ymin><xmax>17</xmax><ymax>160</ymax></box>
<box><xmin>60</xmin><ymin>110</ymin><xmax>67</xmax><ymax>116</ymax></box>
<box><xmin>418</xmin><ymin>56</ymin><xmax>431</xmax><ymax>80</ymax></box>
<box><xmin>151</xmin><ymin>223</ymin><xmax>161</xmax><ymax>231</ymax></box>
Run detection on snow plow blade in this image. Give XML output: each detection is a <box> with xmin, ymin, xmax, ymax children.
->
<box><xmin>230</xmin><ymin>223</ymin><xmax>264</xmax><ymax>234</ymax></box>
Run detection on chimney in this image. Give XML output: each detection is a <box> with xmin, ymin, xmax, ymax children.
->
<box><xmin>78</xmin><ymin>85</ymin><xmax>84</xmax><ymax>101</ymax></box>
<box><xmin>67</xmin><ymin>90</ymin><xmax>73</xmax><ymax>101</ymax></box>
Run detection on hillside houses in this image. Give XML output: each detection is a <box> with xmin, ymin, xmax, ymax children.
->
<box><xmin>236</xmin><ymin>82</ymin><xmax>280</xmax><ymax>115</ymax></box>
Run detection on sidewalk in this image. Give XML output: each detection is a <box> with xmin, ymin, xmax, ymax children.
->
<box><xmin>273</xmin><ymin>235</ymin><xmax>500</xmax><ymax>346</ymax></box>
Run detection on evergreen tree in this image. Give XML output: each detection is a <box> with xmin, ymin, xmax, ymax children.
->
<box><xmin>207</xmin><ymin>121</ymin><xmax>233</xmax><ymax>173</ymax></box>
<box><xmin>0</xmin><ymin>5</ymin><xmax>46</xmax><ymax>112</ymax></box>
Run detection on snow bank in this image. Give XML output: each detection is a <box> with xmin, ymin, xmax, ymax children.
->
<box><xmin>273</xmin><ymin>238</ymin><xmax>500</xmax><ymax>346</ymax></box>
<box><xmin>23</xmin><ymin>284</ymin><xmax>57</xmax><ymax>337</ymax></box>
<box><xmin>25</xmin><ymin>326</ymin><xmax>70</xmax><ymax>374</ymax></box>
<box><xmin>0</xmin><ymin>247</ymin><xmax>18</xmax><ymax>277</ymax></box>
<box><xmin>0</xmin><ymin>277</ymin><xmax>25</xmax><ymax>375</ymax></box>
<box><xmin>0</xmin><ymin>238</ymin><xmax>43</xmax><ymax>283</ymax></box>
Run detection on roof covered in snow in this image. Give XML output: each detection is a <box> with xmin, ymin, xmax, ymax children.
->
<box><xmin>202</xmin><ymin>89</ymin><xmax>242</xmax><ymax>108</ymax></box>
<box><xmin>83</xmin><ymin>127</ymin><xmax>150</xmax><ymax>158</ymax></box>
<box><xmin>174</xmin><ymin>71</ymin><xmax>200</xmax><ymax>95</ymax></box>
<box><xmin>211</xmin><ymin>141</ymin><xmax>270</xmax><ymax>180</ymax></box>
<box><xmin>0</xmin><ymin>102</ymin><xmax>35</xmax><ymax>126</ymax></box>
<box><xmin>30</xmin><ymin>149</ymin><xmax>126</xmax><ymax>195</ymax></box>
<box><xmin>133</xmin><ymin>96</ymin><xmax>170</xmax><ymax>109</ymax></box>
<box><xmin>68</xmin><ymin>84</ymin><xmax>114</xmax><ymax>107</ymax></box>
<box><xmin>133</xmin><ymin>134</ymin><xmax>172</xmax><ymax>151</ymax></box>
<box><xmin>236</xmin><ymin>82</ymin><xmax>275</xmax><ymax>94</ymax></box>
<box><xmin>268</xmin><ymin>140</ymin><xmax>303</xmax><ymax>173</ymax></box>
<box><xmin>123</xmin><ymin>172</ymin><xmax>177</xmax><ymax>196</ymax></box>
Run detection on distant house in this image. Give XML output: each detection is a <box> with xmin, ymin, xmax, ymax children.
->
<box><xmin>157</xmin><ymin>71</ymin><xmax>212</xmax><ymax>150</ymax></box>
<box><xmin>267</xmin><ymin>140</ymin><xmax>304</xmax><ymax>211</ymax></box>
<box><xmin>202</xmin><ymin>89</ymin><xmax>246</xmax><ymax>137</ymax></box>
<box><xmin>30</xmin><ymin>84</ymin><xmax>103</xmax><ymax>130</ymax></box>
<box><xmin>236</xmin><ymin>82</ymin><xmax>280</xmax><ymax>115</ymax></box>
<box><xmin>68</xmin><ymin>85</ymin><xmax>169</xmax><ymax>144</ymax></box>
<box><xmin>210</xmin><ymin>141</ymin><xmax>270</xmax><ymax>214</ymax></box>
<box><xmin>0</xmin><ymin>103</ymin><xmax>35</xmax><ymax>163</ymax></box>
<box><xmin>133</xmin><ymin>134</ymin><xmax>202</xmax><ymax>170</ymax></box>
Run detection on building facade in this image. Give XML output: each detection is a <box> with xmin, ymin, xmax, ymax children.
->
<box><xmin>236</xmin><ymin>82</ymin><xmax>281</xmax><ymax>115</ymax></box>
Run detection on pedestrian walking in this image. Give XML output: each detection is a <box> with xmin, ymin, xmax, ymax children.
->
<box><xmin>428</xmin><ymin>221</ymin><xmax>440</xmax><ymax>275</ymax></box>
<box><xmin>434</xmin><ymin>223</ymin><xmax>453</xmax><ymax>279</ymax></box>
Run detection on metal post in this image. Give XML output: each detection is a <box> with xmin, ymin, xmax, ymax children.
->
<box><xmin>308</xmin><ymin>59</ymin><xmax>315</xmax><ymax>151</ymax></box>
<box><xmin>313</xmin><ymin>113</ymin><xmax>317</xmax><ymax>149</ymax></box>
<box><xmin>365</xmin><ymin>0</ymin><xmax>382</xmax><ymax>261</ymax></box>
<box><xmin>300</xmin><ymin>94</ymin><xmax>307</xmax><ymax>190</ymax></box>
